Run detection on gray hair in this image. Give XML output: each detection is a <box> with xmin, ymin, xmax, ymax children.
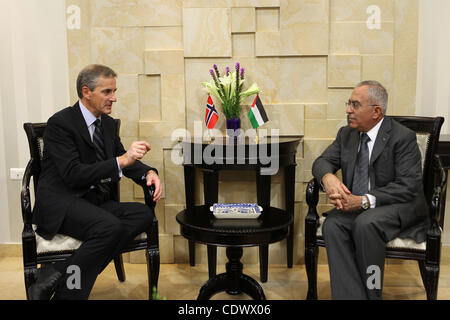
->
<box><xmin>76</xmin><ymin>64</ymin><xmax>117</xmax><ymax>99</ymax></box>
<box><xmin>355</xmin><ymin>80</ymin><xmax>388</xmax><ymax>114</ymax></box>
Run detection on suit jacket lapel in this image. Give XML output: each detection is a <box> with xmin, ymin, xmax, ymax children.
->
<box><xmin>72</xmin><ymin>102</ymin><xmax>95</xmax><ymax>150</ymax></box>
<box><xmin>370</xmin><ymin>117</ymin><xmax>392</xmax><ymax>166</ymax></box>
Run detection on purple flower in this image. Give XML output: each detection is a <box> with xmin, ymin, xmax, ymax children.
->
<box><xmin>235</xmin><ymin>62</ymin><xmax>240</xmax><ymax>71</ymax></box>
<box><xmin>225</xmin><ymin>66</ymin><xmax>230</xmax><ymax>76</ymax></box>
<box><xmin>213</xmin><ymin>64</ymin><xmax>221</xmax><ymax>78</ymax></box>
<box><xmin>240</xmin><ymin>67</ymin><xmax>245</xmax><ymax>80</ymax></box>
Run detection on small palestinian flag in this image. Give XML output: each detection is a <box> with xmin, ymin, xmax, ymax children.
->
<box><xmin>248</xmin><ymin>95</ymin><xmax>268</xmax><ymax>129</ymax></box>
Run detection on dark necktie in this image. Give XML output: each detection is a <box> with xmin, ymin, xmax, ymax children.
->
<box><xmin>93</xmin><ymin>119</ymin><xmax>110</xmax><ymax>196</ymax></box>
<box><xmin>352</xmin><ymin>133</ymin><xmax>370</xmax><ymax>196</ymax></box>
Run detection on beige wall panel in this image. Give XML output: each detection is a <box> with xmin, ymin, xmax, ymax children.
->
<box><xmin>232</xmin><ymin>33</ymin><xmax>255</xmax><ymax>57</ymax></box>
<box><xmin>183</xmin><ymin>0</ymin><xmax>232</xmax><ymax>8</ymax></box>
<box><xmin>165</xmin><ymin>204</ymin><xmax>185</xmax><ymax>235</ymax></box>
<box><xmin>253</xmin><ymin>57</ymin><xmax>280</xmax><ymax>105</ymax></box>
<box><xmin>263</xmin><ymin>104</ymin><xmax>304</xmax><ymax>136</ymax></box>
<box><xmin>218</xmin><ymin>180</ymin><xmax>258</xmax><ymax>203</ymax></box>
<box><xmin>144</xmin><ymin>50</ymin><xmax>185</xmax><ymax>75</ymax></box>
<box><xmin>164</xmin><ymin>165</ymin><xmax>186</xmax><ymax>204</ymax></box>
<box><xmin>183</xmin><ymin>8</ymin><xmax>232</xmax><ymax>57</ymax></box>
<box><xmin>330</xmin><ymin>22</ymin><xmax>394</xmax><ymax>55</ymax></box>
<box><xmin>255</xmin><ymin>31</ymin><xmax>281</xmax><ymax>56</ymax></box>
<box><xmin>145</xmin><ymin>26</ymin><xmax>184</xmax><ymax>50</ymax></box>
<box><xmin>111</xmin><ymin>74</ymin><xmax>139</xmax><ymax>137</ymax></box>
<box><xmin>161</xmin><ymin>74</ymin><xmax>186</xmax><ymax>122</ymax></box>
<box><xmin>391</xmin><ymin>0</ymin><xmax>419</xmax><ymax>115</ymax></box>
<box><xmin>119</xmin><ymin>177</ymin><xmax>136</xmax><ymax>202</ymax></box>
<box><xmin>328</xmin><ymin>88</ymin><xmax>354</xmax><ymax>119</ymax></box>
<box><xmin>140</xmin><ymin>120</ymin><xmax>186</xmax><ymax>138</ymax></box>
<box><xmin>154</xmin><ymin>199</ymin><xmax>166</xmax><ymax>234</ymax></box>
<box><xmin>256</xmin><ymin>7</ymin><xmax>279</xmax><ymax>31</ymax></box>
<box><xmin>174</xmin><ymin>235</ymin><xmax>189</xmax><ymax>263</ymax></box>
<box><xmin>305</xmin><ymin>119</ymin><xmax>347</xmax><ymax>139</ymax></box>
<box><xmin>328</xmin><ymin>55</ymin><xmax>362</xmax><ymax>88</ymax></box>
<box><xmin>360</xmin><ymin>22</ymin><xmax>394</xmax><ymax>55</ymax></box>
<box><xmin>90</xmin><ymin>0</ymin><xmax>182</xmax><ymax>27</ymax></box>
<box><xmin>139</xmin><ymin>140</ymin><xmax>165</xmax><ymax>166</ymax></box>
<box><xmin>280</xmin><ymin>23</ymin><xmax>329</xmax><ymax>56</ymax></box>
<box><xmin>90</xmin><ymin>27</ymin><xmax>144</xmax><ymax>74</ymax></box>
<box><xmin>279</xmin><ymin>0</ymin><xmax>329</xmax><ymax>56</ymax></box>
<box><xmin>67</xmin><ymin>0</ymin><xmax>91</xmax><ymax>102</ymax></box>
<box><xmin>303</xmin><ymin>138</ymin><xmax>335</xmax><ymax>170</ymax></box>
<box><xmin>138</xmin><ymin>75</ymin><xmax>161</xmax><ymax>121</ymax></box>
<box><xmin>232</xmin><ymin>0</ymin><xmax>280</xmax><ymax>7</ymax></box>
<box><xmin>305</xmin><ymin>104</ymin><xmax>327</xmax><ymax>120</ymax></box>
<box><xmin>330</xmin><ymin>0</ymin><xmax>394</xmax><ymax>22</ymax></box>
<box><xmin>231</xmin><ymin>7</ymin><xmax>256</xmax><ymax>33</ymax></box>
<box><xmin>362</xmin><ymin>55</ymin><xmax>394</xmax><ymax>93</ymax></box>
<box><xmin>280</xmin><ymin>0</ymin><xmax>328</xmax><ymax>23</ymax></box>
<box><xmin>278</xmin><ymin>57</ymin><xmax>328</xmax><ymax>104</ymax></box>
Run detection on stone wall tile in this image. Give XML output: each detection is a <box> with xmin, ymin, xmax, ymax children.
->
<box><xmin>183</xmin><ymin>7</ymin><xmax>232</xmax><ymax>57</ymax></box>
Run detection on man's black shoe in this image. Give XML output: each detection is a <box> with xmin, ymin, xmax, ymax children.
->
<box><xmin>28</xmin><ymin>265</ymin><xmax>62</xmax><ymax>300</ymax></box>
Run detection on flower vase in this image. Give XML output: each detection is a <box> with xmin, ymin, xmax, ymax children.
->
<box><xmin>226</xmin><ymin>118</ymin><xmax>241</xmax><ymax>139</ymax></box>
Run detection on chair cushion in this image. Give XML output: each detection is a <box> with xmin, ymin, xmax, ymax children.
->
<box><xmin>33</xmin><ymin>225</ymin><xmax>147</xmax><ymax>254</ymax></box>
<box><xmin>316</xmin><ymin>216</ymin><xmax>426</xmax><ymax>251</ymax></box>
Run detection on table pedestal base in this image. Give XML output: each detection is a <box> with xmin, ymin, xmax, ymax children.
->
<box><xmin>197</xmin><ymin>247</ymin><xmax>266</xmax><ymax>300</ymax></box>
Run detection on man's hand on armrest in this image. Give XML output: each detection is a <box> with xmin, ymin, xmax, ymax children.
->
<box><xmin>145</xmin><ymin>170</ymin><xmax>162</xmax><ymax>202</ymax></box>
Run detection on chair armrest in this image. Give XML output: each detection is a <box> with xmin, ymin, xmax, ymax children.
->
<box><xmin>431</xmin><ymin>154</ymin><xmax>448</xmax><ymax>226</ymax></box>
<box><xmin>138</xmin><ymin>181</ymin><xmax>156</xmax><ymax>210</ymax></box>
<box><xmin>21</xmin><ymin>159</ymin><xmax>34</xmax><ymax>224</ymax></box>
<box><xmin>137</xmin><ymin>181</ymin><xmax>159</xmax><ymax>247</ymax></box>
<box><xmin>21</xmin><ymin>159</ymin><xmax>38</xmax><ymax>267</ymax></box>
<box><xmin>305</xmin><ymin>178</ymin><xmax>321</xmax><ymax>244</ymax></box>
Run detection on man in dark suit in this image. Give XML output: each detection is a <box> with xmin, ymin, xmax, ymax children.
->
<box><xmin>30</xmin><ymin>64</ymin><xmax>162</xmax><ymax>299</ymax></box>
<box><xmin>312</xmin><ymin>80</ymin><xmax>428</xmax><ymax>299</ymax></box>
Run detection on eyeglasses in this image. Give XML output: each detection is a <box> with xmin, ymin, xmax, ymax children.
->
<box><xmin>345</xmin><ymin>100</ymin><xmax>379</xmax><ymax>110</ymax></box>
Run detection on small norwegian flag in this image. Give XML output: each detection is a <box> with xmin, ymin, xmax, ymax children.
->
<box><xmin>205</xmin><ymin>95</ymin><xmax>219</xmax><ymax>129</ymax></box>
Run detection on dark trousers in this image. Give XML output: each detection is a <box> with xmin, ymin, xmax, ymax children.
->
<box><xmin>52</xmin><ymin>196</ymin><xmax>154</xmax><ymax>300</ymax></box>
<box><xmin>322</xmin><ymin>205</ymin><xmax>402</xmax><ymax>300</ymax></box>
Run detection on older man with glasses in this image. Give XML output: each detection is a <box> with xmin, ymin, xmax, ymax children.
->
<box><xmin>312</xmin><ymin>80</ymin><xmax>429</xmax><ymax>299</ymax></box>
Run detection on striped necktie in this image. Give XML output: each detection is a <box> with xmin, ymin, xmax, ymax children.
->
<box><xmin>352</xmin><ymin>133</ymin><xmax>370</xmax><ymax>196</ymax></box>
<box><xmin>93</xmin><ymin>119</ymin><xmax>110</xmax><ymax>196</ymax></box>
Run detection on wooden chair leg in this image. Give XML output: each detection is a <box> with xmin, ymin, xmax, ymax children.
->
<box><xmin>113</xmin><ymin>255</ymin><xmax>126</xmax><ymax>282</ymax></box>
<box><xmin>259</xmin><ymin>245</ymin><xmax>268</xmax><ymax>283</ymax></box>
<box><xmin>305</xmin><ymin>245</ymin><xmax>319</xmax><ymax>300</ymax></box>
<box><xmin>419</xmin><ymin>260</ymin><xmax>439</xmax><ymax>300</ymax></box>
<box><xmin>147</xmin><ymin>247</ymin><xmax>160</xmax><ymax>300</ymax></box>
<box><xmin>24</xmin><ymin>266</ymin><xmax>37</xmax><ymax>300</ymax></box>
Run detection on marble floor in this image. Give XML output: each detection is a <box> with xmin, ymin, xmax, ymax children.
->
<box><xmin>1</xmin><ymin>256</ymin><xmax>450</xmax><ymax>300</ymax></box>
